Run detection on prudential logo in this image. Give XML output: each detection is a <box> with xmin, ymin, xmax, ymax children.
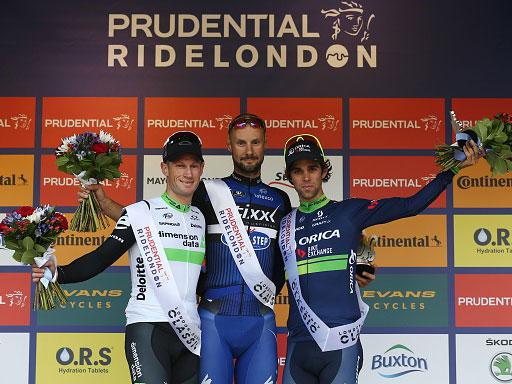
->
<box><xmin>371</xmin><ymin>344</ymin><xmax>428</xmax><ymax>378</ymax></box>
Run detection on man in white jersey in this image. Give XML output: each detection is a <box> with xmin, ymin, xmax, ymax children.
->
<box><xmin>32</xmin><ymin>131</ymin><xmax>206</xmax><ymax>384</ymax></box>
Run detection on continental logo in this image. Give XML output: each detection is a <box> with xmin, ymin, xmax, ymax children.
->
<box><xmin>457</xmin><ymin>175</ymin><xmax>512</xmax><ymax>189</ymax></box>
<box><xmin>376</xmin><ymin>235</ymin><xmax>442</xmax><ymax>248</ymax></box>
<box><xmin>56</xmin><ymin>234</ymin><xmax>109</xmax><ymax>247</ymax></box>
<box><xmin>352</xmin><ymin>115</ymin><xmax>441</xmax><ymax>131</ymax></box>
<box><xmin>0</xmin><ymin>173</ymin><xmax>29</xmax><ymax>186</ymax></box>
<box><xmin>44</xmin><ymin>114</ymin><xmax>134</xmax><ymax>131</ymax></box>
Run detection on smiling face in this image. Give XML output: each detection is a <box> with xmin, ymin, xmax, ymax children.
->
<box><xmin>227</xmin><ymin>125</ymin><xmax>266</xmax><ymax>177</ymax></box>
<box><xmin>288</xmin><ymin>159</ymin><xmax>327</xmax><ymax>202</ymax></box>
<box><xmin>161</xmin><ymin>154</ymin><xmax>204</xmax><ymax>203</ymax></box>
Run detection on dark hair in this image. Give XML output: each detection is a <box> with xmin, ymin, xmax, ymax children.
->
<box><xmin>285</xmin><ymin>158</ymin><xmax>333</xmax><ymax>184</ymax></box>
<box><xmin>228</xmin><ymin>113</ymin><xmax>266</xmax><ymax>135</ymax></box>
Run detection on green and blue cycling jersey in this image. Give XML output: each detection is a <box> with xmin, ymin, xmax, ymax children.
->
<box><xmin>284</xmin><ymin>170</ymin><xmax>455</xmax><ymax>343</ymax></box>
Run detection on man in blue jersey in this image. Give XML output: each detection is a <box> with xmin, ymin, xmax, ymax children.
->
<box><xmin>278</xmin><ymin>134</ymin><xmax>480</xmax><ymax>384</ymax></box>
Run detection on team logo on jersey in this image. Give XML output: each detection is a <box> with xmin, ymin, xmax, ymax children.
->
<box><xmin>115</xmin><ymin>215</ymin><xmax>130</xmax><ymax>230</ymax></box>
<box><xmin>296</xmin><ymin>248</ymin><xmax>307</xmax><ymax>258</ymax></box>
<box><xmin>317</xmin><ymin>210</ymin><xmax>324</xmax><ymax>218</ymax></box>
<box><xmin>231</xmin><ymin>190</ymin><xmax>246</xmax><ymax>198</ymax></box>
<box><xmin>221</xmin><ymin>230</ymin><xmax>270</xmax><ymax>250</ymax></box>
<box><xmin>190</xmin><ymin>214</ymin><xmax>200</xmax><ymax>221</ymax></box>
<box><xmin>298</xmin><ymin>229</ymin><xmax>341</xmax><ymax>245</ymax></box>
<box><xmin>367</xmin><ymin>200</ymin><xmax>379</xmax><ymax>210</ymax></box>
<box><xmin>163</xmin><ymin>212</ymin><xmax>173</xmax><ymax>219</ymax></box>
<box><xmin>299</xmin><ymin>216</ymin><xmax>306</xmax><ymax>223</ymax></box>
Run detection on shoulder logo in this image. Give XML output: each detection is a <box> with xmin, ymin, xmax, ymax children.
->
<box><xmin>115</xmin><ymin>215</ymin><xmax>130</xmax><ymax>229</ymax></box>
<box><xmin>367</xmin><ymin>200</ymin><xmax>378</xmax><ymax>210</ymax></box>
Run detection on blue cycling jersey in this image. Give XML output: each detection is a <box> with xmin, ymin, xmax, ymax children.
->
<box><xmin>285</xmin><ymin>170</ymin><xmax>455</xmax><ymax>342</ymax></box>
<box><xmin>193</xmin><ymin>172</ymin><xmax>291</xmax><ymax>316</ymax></box>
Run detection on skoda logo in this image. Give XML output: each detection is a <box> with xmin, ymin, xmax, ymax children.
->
<box><xmin>490</xmin><ymin>352</ymin><xmax>512</xmax><ymax>382</ymax></box>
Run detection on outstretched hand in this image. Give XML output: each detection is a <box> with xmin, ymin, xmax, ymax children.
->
<box><xmin>458</xmin><ymin>140</ymin><xmax>483</xmax><ymax>169</ymax></box>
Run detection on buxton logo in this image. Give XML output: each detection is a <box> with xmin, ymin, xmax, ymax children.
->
<box><xmin>44</xmin><ymin>114</ymin><xmax>134</xmax><ymax>130</ymax></box>
<box><xmin>371</xmin><ymin>344</ymin><xmax>428</xmax><ymax>378</ymax></box>
<box><xmin>0</xmin><ymin>114</ymin><xmax>32</xmax><ymax>130</ymax></box>
<box><xmin>0</xmin><ymin>174</ymin><xmax>29</xmax><ymax>186</ymax></box>
<box><xmin>490</xmin><ymin>353</ymin><xmax>512</xmax><ymax>382</ymax></box>
<box><xmin>321</xmin><ymin>1</ymin><xmax>375</xmax><ymax>42</ymax></box>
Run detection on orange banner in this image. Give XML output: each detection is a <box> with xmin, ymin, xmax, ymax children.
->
<box><xmin>42</xmin><ymin>97</ymin><xmax>137</xmax><ymax>148</ymax></box>
<box><xmin>350</xmin><ymin>98</ymin><xmax>445</xmax><ymax>149</ymax></box>
<box><xmin>247</xmin><ymin>98</ymin><xmax>342</xmax><ymax>149</ymax></box>
<box><xmin>144</xmin><ymin>98</ymin><xmax>240</xmax><ymax>148</ymax></box>
<box><xmin>0</xmin><ymin>97</ymin><xmax>36</xmax><ymax>148</ymax></box>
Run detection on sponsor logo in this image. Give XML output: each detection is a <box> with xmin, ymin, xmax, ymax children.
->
<box><xmin>237</xmin><ymin>205</ymin><xmax>280</xmax><ymax>224</ymax></box>
<box><xmin>135</xmin><ymin>257</ymin><xmax>147</xmax><ymax>301</ymax></box>
<box><xmin>221</xmin><ymin>230</ymin><xmax>271</xmax><ymax>250</ymax></box>
<box><xmin>296</xmin><ymin>248</ymin><xmax>307</xmax><ymax>258</ymax></box>
<box><xmin>56</xmin><ymin>346</ymin><xmax>112</xmax><ymax>372</ymax></box>
<box><xmin>352</xmin><ymin>176</ymin><xmax>431</xmax><ymax>188</ymax></box>
<box><xmin>162</xmin><ymin>212</ymin><xmax>173</xmax><ymax>219</ymax></box>
<box><xmin>490</xmin><ymin>353</ymin><xmax>512</xmax><ymax>382</ymax></box>
<box><xmin>371</xmin><ymin>344</ymin><xmax>428</xmax><ymax>378</ymax></box>
<box><xmin>0</xmin><ymin>113</ymin><xmax>32</xmax><ymax>130</ymax></box>
<box><xmin>376</xmin><ymin>235</ymin><xmax>442</xmax><ymax>248</ymax></box>
<box><xmin>129</xmin><ymin>342</ymin><xmax>143</xmax><ymax>382</ymax></box>
<box><xmin>474</xmin><ymin>227</ymin><xmax>511</xmax><ymax>248</ymax></box>
<box><xmin>487</xmin><ymin>338</ymin><xmax>512</xmax><ymax>346</ymax></box>
<box><xmin>158</xmin><ymin>231</ymin><xmax>200</xmax><ymax>247</ymax></box>
<box><xmin>158</xmin><ymin>221</ymin><xmax>180</xmax><ymax>226</ymax></box>
<box><xmin>299</xmin><ymin>216</ymin><xmax>306</xmax><ymax>223</ymax></box>
<box><xmin>190</xmin><ymin>223</ymin><xmax>202</xmax><ymax>229</ymax></box>
<box><xmin>191</xmin><ymin>214</ymin><xmax>199</xmax><ymax>221</ymax></box>
<box><xmin>147</xmin><ymin>116</ymin><xmax>231</xmax><ymax>129</ymax></box>
<box><xmin>231</xmin><ymin>189</ymin><xmax>246</xmax><ymax>198</ymax></box>
<box><xmin>44</xmin><ymin>114</ymin><xmax>134</xmax><ymax>130</ymax></box>
<box><xmin>0</xmin><ymin>173</ymin><xmax>29</xmax><ymax>186</ymax></box>
<box><xmin>298</xmin><ymin>229</ymin><xmax>341</xmax><ymax>245</ymax></box>
<box><xmin>0</xmin><ymin>290</ymin><xmax>28</xmax><ymax>308</ymax></box>
<box><xmin>457</xmin><ymin>175</ymin><xmax>512</xmax><ymax>190</ymax></box>
<box><xmin>455</xmin><ymin>275</ymin><xmax>512</xmax><ymax>327</ymax></box>
<box><xmin>321</xmin><ymin>1</ymin><xmax>375</xmax><ymax>42</ymax></box>
<box><xmin>42</xmin><ymin>173</ymin><xmax>133</xmax><ymax>189</ymax></box>
<box><xmin>352</xmin><ymin>115</ymin><xmax>441</xmax><ymax>131</ymax></box>
<box><xmin>307</xmin><ymin>245</ymin><xmax>333</xmax><ymax>257</ymax></box>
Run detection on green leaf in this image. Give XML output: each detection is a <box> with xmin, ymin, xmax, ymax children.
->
<box><xmin>493</xmin><ymin>157</ymin><xmax>507</xmax><ymax>175</ymax></box>
<box><xmin>5</xmin><ymin>240</ymin><xmax>21</xmax><ymax>250</ymax></box>
<box><xmin>34</xmin><ymin>244</ymin><xmax>47</xmax><ymax>253</ymax></box>
<box><xmin>22</xmin><ymin>236</ymin><xmax>34</xmax><ymax>251</ymax></box>
<box><xmin>505</xmin><ymin>159</ymin><xmax>512</xmax><ymax>172</ymax></box>
<box><xmin>21</xmin><ymin>249</ymin><xmax>37</xmax><ymax>264</ymax></box>
<box><xmin>494</xmin><ymin>132</ymin><xmax>508</xmax><ymax>144</ymax></box>
<box><xmin>12</xmin><ymin>250</ymin><xmax>22</xmax><ymax>262</ymax></box>
<box><xmin>56</xmin><ymin>156</ymin><xmax>70</xmax><ymax>166</ymax></box>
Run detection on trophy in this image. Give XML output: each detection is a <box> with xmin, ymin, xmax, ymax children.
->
<box><xmin>356</xmin><ymin>233</ymin><xmax>376</xmax><ymax>275</ymax></box>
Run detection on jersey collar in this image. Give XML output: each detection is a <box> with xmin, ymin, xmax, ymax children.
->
<box><xmin>230</xmin><ymin>172</ymin><xmax>261</xmax><ymax>185</ymax></box>
<box><xmin>161</xmin><ymin>192</ymin><xmax>190</xmax><ymax>213</ymax></box>
<box><xmin>299</xmin><ymin>194</ymin><xmax>330</xmax><ymax>213</ymax></box>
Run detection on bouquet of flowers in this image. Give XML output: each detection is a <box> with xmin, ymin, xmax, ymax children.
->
<box><xmin>435</xmin><ymin>111</ymin><xmax>512</xmax><ymax>175</ymax></box>
<box><xmin>56</xmin><ymin>131</ymin><xmax>122</xmax><ymax>232</ymax></box>
<box><xmin>0</xmin><ymin>205</ymin><xmax>68</xmax><ymax>310</ymax></box>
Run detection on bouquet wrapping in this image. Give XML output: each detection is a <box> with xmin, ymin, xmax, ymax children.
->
<box><xmin>435</xmin><ymin>111</ymin><xmax>512</xmax><ymax>175</ymax></box>
<box><xmin>56</xmin><ymin>131</ymin><xmax>122</xmax><ymax>232</ymax></box>
<box><xmin>0</xmin><ymin>205</ymin><xmax>68</xmax><ymax>310</ymax></box>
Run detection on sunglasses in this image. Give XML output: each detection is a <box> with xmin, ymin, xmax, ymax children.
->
<box><xmin>228</xmin><ymin>115</ymin><xmax>265</xmax><ymax>131</ymax></box>
<box><xmin>165</xmin><ymin>131</ymin><xmax>202</xmax><ymax>146</ymax></box>
<box><xmin>284</xmin><ymin>133</ymin><xmax>325</xmax><ymax>158</ymax></box>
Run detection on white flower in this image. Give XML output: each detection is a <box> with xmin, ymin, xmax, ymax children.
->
<box><xmin>56</xmin><ymin>134</ymin><xmax>78</xmax><ymax>155</ymax></box>
<box><xmin>99</xmin><ymin>130</ymin><xmax>115</xmax><ymax>144</ymax></box>
<box><xmin>26</xmin><ymin>206</ymin><xmax>49</xmax><ymax>224</ymax></box>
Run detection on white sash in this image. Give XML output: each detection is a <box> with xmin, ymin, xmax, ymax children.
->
<box><xmin>125</xmin><ymin>202</ymin><xmax>201</xmax><ymax>356</ymax></box>
<box><xmin>279</xmin><ymin>209</ymin><xmax>369</xmax><ymax>352</ymax></box>
<box><xmin>204</xmin><ymin>179</ymin><xmax>276</xmax><ymax>309</ymax></box>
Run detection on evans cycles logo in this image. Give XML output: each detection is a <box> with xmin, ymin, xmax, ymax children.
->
<box><xmin>108</xmin><ymin>2</ymin><xmax>377</xmax><ymax>69</ymax></box>
<box><xmin>371</xmin><ymin>344</ymin><xmax>428</xmax><ymax>378</ymax></box>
